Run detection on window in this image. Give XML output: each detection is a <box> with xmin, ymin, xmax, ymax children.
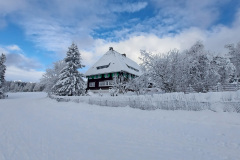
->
<box><xmin>97</xmin><ymin>63</ymin><xmax>111</xmax><ymax>70</ymax></box>
<box><xmin>99</xmin><ymin>80</ymin><xmax>114</xmax><ymax>87</ymax></box>
<box><xmin>89</xmin><ymin>82</ymin><xmax>95</xmax><ymax>87</ymax></box>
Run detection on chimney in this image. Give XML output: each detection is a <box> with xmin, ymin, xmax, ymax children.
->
<box><xmin>109</xmin><ymin>47</ymin><xmax>113</xmax><ymax>51</ymax></box>
<box><xmin>122</xmin><ymin>53</ymin><xmax>126</xmax><ymax>57</ymax></box>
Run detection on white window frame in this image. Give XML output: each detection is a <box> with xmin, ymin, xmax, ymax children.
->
<box><xmin>89</xmin><ymin>82</ymin><xmax>95</xmax><ymax>87</ymax></box>
<box><xmin>99</xmin><ymin>80</ymin><xmax>114</xmax><ymax>87</ymax></box>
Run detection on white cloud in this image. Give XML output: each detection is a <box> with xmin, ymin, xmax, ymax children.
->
<box><xmin>0</xmin><ymin>45</ymin><xmax>44</xmax><ymax>82</ymax></box>
<box><xmin>111</xmin><ymin>2</ymin><xmax>148</xmax><ymax>13</ymax></box>
<box><xmin>82</xmin><ymin>14</ymin><xmax>240</xmax><ymax>68</ymax></box>
<box><xmin>6</xmin><ymin>66</ymin><xmax>44</xmax><ymax>82</ymax></box>
<box><xmin>83</xmin><ymin>32</ymin><xmax>203</xmax><ymax>66</ymax></box>
<box><xmin>150</xmin><ymin>0</ymin><xmax>230</xmax><ymax>29</ymax></box>
<box><xmin>2</xmin><ymin>0</ymin><xmax>236</xmax><ymax>60</ymax></box>
<box><xmin>6</xmin><ymin>53</ymin><xmax>42</xmax><ymax>70</ymax></box>
<box><xmin>0</xmin><ymin>18</ymin><xmax>7</xmax><ymax>29</ymax></box>
<box><xmin>0</xmin><ymin>0</ymin><xmax>28</xmax><ymax>14</ymax></box>
<box><xmin>6</xmin><ymin>45</ymin><xmax>22</xmax><ymax>51</ymax></box>
<box><xmin>1</xmin><ymin>45</ymin><xmax>42</xmax><ymax>70</ymax></box>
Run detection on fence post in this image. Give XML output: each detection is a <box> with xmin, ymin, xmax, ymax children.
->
<box><xmin>237</xmin><ymin>81</ymin><xmax>239</xmax><ymax>90</ymax></box>
<box><xmin>217</xmin><ymin>82</ymin><xmax>222</xmax><ymax>92</ymax></box>
<box><xmin>188</xmin><ymin>85</ymin><xmax>194</xmax><ymax>93</ymax></box>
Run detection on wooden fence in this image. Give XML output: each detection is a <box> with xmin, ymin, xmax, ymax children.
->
<box><xmin>186</xmin><ymin>83</ymin><xmax>240</xmax><ymax>93</ymax></box>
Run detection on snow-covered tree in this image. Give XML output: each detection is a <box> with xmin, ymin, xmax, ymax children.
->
<box><xmin>33</xmin><ymin>82</ymin><xmax>45</xmax><ymax>92</ymax></box>
<box><xmin>211</xmin><ymin>56</ymin><xmax>235</xmax><ymax>84</ymax></box>
<box><xmin>40</xmin><ymin>60</ymin><xmax>67</xmax><ymax>93</ymax></box>
<box><xmin>139</xmin><ymin>41</ymin><xmax>230</xmax><ymax>93</ymax></box>
<box><xmin>110</xmin><ymin>75</ymin><xmax>126</xmax><ymax>95</ymax></box>
<box><xmin>0</xmin><ymin>53</ymin><xmax>6</xmax><ymax>98</ymax></box>
<box><xmin>225</xmin><ymin>42</ymin><xmax>240</xmax><ymax>81</ymax></box>
<box><xmin>126</xmin><ymin>73</ymin><xmax>150</xmax><ymax>95</ymax></box>
<box><xmin>139</xmin><ymin>49</ymin><xmax>184</xmax><ymax>92</ymax></box>
<box><xmin>23</xmin><ymin>82</ymin><xmax>36</xmax><ymax>92</ymax></box>
<box><xmin>52</xmin><ymin>43</ymin><xmax>85</xmax><ymax>96</ymax></box>
<box><xmin>182</xmin><ymin>41</ymin><xmax>223</xmax><ymax>92</ymax></box>
<box><xmin>5</xmin><ymin>81</ymin><xmax>44</xmax><ymax>92</ymax></box>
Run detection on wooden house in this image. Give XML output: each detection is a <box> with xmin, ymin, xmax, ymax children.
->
<box><xmin>85</xmin><ymin>47</ymin><xmax>142</xmax><ymax>91</ymax></box>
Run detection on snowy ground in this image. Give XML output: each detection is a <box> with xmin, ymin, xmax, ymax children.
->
<box><xmin>0</xmin><ymin>92</ymin><xmax>240</xmax><ymax>160</ymax></box>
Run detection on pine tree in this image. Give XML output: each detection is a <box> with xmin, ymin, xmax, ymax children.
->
<box><xmin>52</xmin><ymin>43</ymin><xmax>85</xmax><ymax>96</ymax></box>
<box><xmin>0</xmin><ymin>53</ymin><xmax>6</xmax><ymax>99</ymax></box>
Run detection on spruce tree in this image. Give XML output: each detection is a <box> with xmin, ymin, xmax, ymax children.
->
<box><xmin>0</xmin><ymin>53</ymin><xmax>6</xmax><ymax>99</ymax></box>
<box><xmin>52</xmin><ymin>43</ymin><xmax>85</xmax><ymax>96</ymax></box>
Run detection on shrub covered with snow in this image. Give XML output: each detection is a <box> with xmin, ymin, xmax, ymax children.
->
<box><xmin>50</xmin><ymin>91</ymin><xmax>240</xmax><ymax>113</ymax></box>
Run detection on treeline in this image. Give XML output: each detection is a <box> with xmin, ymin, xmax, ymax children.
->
<box><xmin>5</xmin><ymin>81</ymin><xmax>44</xmax><ymax>92</ymax></box>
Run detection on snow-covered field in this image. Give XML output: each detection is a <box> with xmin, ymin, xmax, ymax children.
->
<box><xmin>0</xmin><ymin>92</ymin><xmax>240</xmax><ymax>160</ymax></box>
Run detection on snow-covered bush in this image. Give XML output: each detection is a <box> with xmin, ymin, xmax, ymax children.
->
<box><xmin>49</xmin><ymin>91</ymin><xmax>240</xmax><ymax>113</ymax></box>
<box><xmin>109</xmin><ymin>87</ymin><xmax>119</xmax><ymax>96</ymax></box>
<box><xmin>125</xmin><ymin>73</ymin><xmax>150</xmax><ymax>95</ymax></box>
<box><xmin>111</xmin><ymin>76</ymin><xmax>127</xmax><ymax>94</ymax></box>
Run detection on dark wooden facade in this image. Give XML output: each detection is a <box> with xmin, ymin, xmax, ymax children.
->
<box><xmin>86</xmin><ymin>72</ymin><xmax>136</xmax><ymax>90</ymax></box>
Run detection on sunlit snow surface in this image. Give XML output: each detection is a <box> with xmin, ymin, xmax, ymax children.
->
<box><xmin>0</xmin><ymin>92</ymin><xmax>240</xmax><ymax>160</ymax></box>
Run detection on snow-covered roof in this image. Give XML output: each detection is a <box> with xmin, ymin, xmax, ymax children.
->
<box><xmin>85</xmin><ymin>48</ymin><xmax>142</xmax><ymax>76</ymax></box>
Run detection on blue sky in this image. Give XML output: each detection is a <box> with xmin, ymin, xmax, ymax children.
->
<box><xmin>0</xmin><ymin>0</ymin><xmax>240</xmax><ymax>82</ymax></box>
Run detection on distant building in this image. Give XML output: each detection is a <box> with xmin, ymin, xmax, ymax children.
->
<box><xmin>85</xmin><ymin>47</ymin><xmax>142</xmax><ymax>91</ymax></box>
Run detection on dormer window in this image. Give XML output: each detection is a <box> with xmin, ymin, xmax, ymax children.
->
<box><xmin>97</xmin><ymin>63</ymin><xmax>111</xmax><ymax>70</ymax></box>
<box><xmin>126</xmin><ymin>64</ymin><xmax>139</xmax><ymax>72</ymax></box>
